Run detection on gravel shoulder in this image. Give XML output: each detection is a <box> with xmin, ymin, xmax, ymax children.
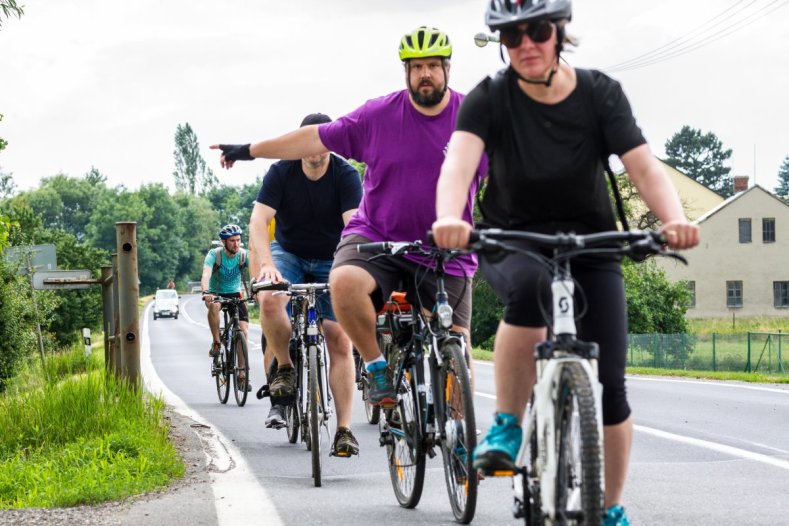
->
<box><xmin>0</xmin><ymin>408</ymin><xmax>217</xmax><ymax>526</ymax></box>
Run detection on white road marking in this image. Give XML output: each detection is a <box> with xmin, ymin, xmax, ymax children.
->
<box><xmin>635</xmin><ymin>424</ymin><xmax>789</xmax><ymax>471</ymax></box>
<box><xmin>627</xmin><ymin>375</ymin><xmax>789</xmax><ymax>395</ymax></box>
<box><xmin>142</xmin><ymin>302</ymin><xmax>283</xmax><ymax>526</ymax></box>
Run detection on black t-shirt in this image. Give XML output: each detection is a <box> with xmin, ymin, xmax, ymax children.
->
<box><xmin>257</xmin><ymin>154</ymin><xmax>363</xmax><ymax>260</ymax></box>
<box><xmin>456</xmin><ymin>68</ymin><xmax>645</xmax><ymax>234</ymax></box>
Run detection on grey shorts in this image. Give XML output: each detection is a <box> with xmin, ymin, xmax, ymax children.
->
<box><xmin>332</xmin><ymin>234</ymin><xmax>472</xmax><ymax>329</ymax></box>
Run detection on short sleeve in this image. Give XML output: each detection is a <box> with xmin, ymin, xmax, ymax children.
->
<box><xmin>318</xmin><ymin>104</ymin><xmax>369</xmax><ymax>161</ymax></box>
<box><xmin>455</xmin><ymin>77</ymin><xmax>494</xmax><ymax>145</ymax></box>
<box><xmin>335</xmin><ymin>156</ymin><xmax>363</xmax><ymax>213</ymax></box>
<box><xmin>203</xmin><ymin>250</ymin><xmax>216</xmax><ymax>268</ymax></box>
<box><xmin>256</xmin><ymin>162</ymin><xmax>286</xmax><ymax>211</ymax></box>
<box><xmin>591</xmin><ymin>71</ymin><xmax>646</xmax><ymax>157</ymax></box>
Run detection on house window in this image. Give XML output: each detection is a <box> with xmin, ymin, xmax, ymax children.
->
<box><xmin>686</xmin><ymin>281</ymin><xmax>696</xmax><ymax>308</ymax></box>
<box><xmin>774</xmin><ymin>282</ymin><xmax>789</xmax><ymax>308</ymax></box>
<box><xmin>738</xmin><ymin>219</ymin><xmax>751</xmax><ymax>243</ymax></box>
<box><xmin>763</xmin><ymin>218</ymin><xmax>776</xmax><ymax>243</ymax></box>
<box><xmin>727</xmin><ymin>281</ymin><xmax>743</xmax><ymax>308</ymax></box>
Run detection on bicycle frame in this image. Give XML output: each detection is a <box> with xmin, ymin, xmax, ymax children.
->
<box><xmin>513</xmin><ymin>259</ymin><xmax>604</xmax><ymax>521</ymax></box>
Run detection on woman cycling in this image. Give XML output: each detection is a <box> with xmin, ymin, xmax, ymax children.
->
<box><xmin>431</xmin><ymin>1</ymin><xmax>699</xmax><ymax>524</ymax></box>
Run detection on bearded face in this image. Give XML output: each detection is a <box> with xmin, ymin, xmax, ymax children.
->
<box><xmin>406</xmin><ymin>57</ymin><xmax>449</xmax><ymax>108</ymax></box>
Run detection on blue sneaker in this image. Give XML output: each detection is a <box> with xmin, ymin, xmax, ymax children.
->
<box><xmin>472</xmin><ymin>412</ymin><xmax>522</xmax><ymax>474</ymax></box>
<box><xmin>367</xmin><ymin>362</ymin><xmax>397</xmax><ymax>407</ymax></box>
<box><xmin>603</xmin><ymin>505</ymin><xmax>630</xmax><ymax>526</ymax></box>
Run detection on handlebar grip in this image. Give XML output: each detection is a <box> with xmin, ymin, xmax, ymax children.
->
<box><xmin>468</xmin><ymin>230</ymin><xmax>481</xmax><ymax>243</ymax></box>
<box><xmin>357</xmin><ymin>242</ymin><xmax>389</xmax><ymax>254</ymax></box>
<box><xmin>250</xmin><ymin>279</ymin><xmax>290</xmax><ymax>293</ymax></box>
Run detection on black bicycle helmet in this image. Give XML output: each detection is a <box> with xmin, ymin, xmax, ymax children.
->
<box><xmin>485</xmin><ymin>0</ymin><xmax>572</xmax><ymax>31</ymax></box>
<box><xmin>218</xmin><ymin>224</ymin><xmax>243</xmax><ymax>239</ymax></box>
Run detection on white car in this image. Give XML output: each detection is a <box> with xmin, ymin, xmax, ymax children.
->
<box><xmin>153</xmin><ymin>289</ymin><xmax>179</xmax><ymax>320</ymax></box>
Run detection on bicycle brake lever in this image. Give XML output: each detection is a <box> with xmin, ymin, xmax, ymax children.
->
<box><xmin>664</xmin><ymin>252</ymin><xmax>688</xmax><ymax>265</ymax></box>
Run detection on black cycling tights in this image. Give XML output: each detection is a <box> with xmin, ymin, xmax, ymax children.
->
<box><xmin>480</xmin><ymin>249</ymin><xmax>630</xmax><ymax>426</ymax></box>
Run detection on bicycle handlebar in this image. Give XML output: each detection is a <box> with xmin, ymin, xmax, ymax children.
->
<box><xmin>469</xmin><ymin>228</ymin><xmax>687</xmax><ymax>264</ymax></box>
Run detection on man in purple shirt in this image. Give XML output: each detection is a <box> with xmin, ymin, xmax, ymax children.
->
<box><xmin>212</xmin><ymin>26</ymin><xmax>486</xmax><ymax>407</ymax></box>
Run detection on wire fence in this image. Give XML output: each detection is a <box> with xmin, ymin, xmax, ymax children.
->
<box><xmin>627</xmin><ymin>332</ymin><xmax>787</xmax><ymax>373</ymax></box>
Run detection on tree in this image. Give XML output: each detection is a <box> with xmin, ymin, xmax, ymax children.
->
<box><xmin>0</xmin><ymin>0</ymin><xmax>23</xmax><ymax>29</ymax></box>
<box><xmin>664</xmin><ymin>125</ymin><xmax>733</xmax><ymax>197</ymax></box>
<box><xmin>173</xmin><ymin>123</ymin><xmax>216</xmax><ymax>195</ymax></box>
<box><xmin>20</xmin><ymin>171</ymin><xmax>109</xmax><ymax>241</ymax></box>
<box><xmin>623</xmin><ymin>259</ymin><xmax>690</xmax><ymax>334</ymax></box>
<box><xmin>774</xmin><ymin>155</ymin><xmax>789</xmax><ymax>200</ymax></box>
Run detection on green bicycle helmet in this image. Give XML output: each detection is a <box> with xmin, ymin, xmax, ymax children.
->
<box><xmin>398</xmin><ymin>26</ymin><xmax>452</xmax><ymax>61</ymax></box>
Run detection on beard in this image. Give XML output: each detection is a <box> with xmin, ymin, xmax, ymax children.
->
<box><xmin>408</xmin><ymin>79</ymin><xmax>447</xmax><ymax>107</ymax></box>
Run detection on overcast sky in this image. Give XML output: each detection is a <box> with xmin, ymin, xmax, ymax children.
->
<box><xmin>1</xmin><ymin>0</ymin><xmax>787</xmax><ymax>194</ymax></box>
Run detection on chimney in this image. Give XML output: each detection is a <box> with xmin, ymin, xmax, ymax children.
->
<box><xmin>733</xmin><ymin>175</ymin><xmax>749</xmax><ymax>194</ymax></box>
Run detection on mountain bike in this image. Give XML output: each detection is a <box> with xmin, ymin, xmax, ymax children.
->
<box><xmin>358</xmin><ymin>241</ymin><xmax>478</xmax><ymax>524</ymax></box>
<box><xmin>210</xmin><ymin>295</ymin><xmax>255</xmax><ymax>407</ymax></box>
<box><xmin>468</xmin><ymin>228</ymin><xmax>686</xmax><ymax>525</ymax></box>
<box><xmin>252</xmin><ymin>280</ymin><xmax>334</xmax><ymax>487</ymax></box>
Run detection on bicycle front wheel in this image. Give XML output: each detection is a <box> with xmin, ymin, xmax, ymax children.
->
<box><xmin>232</xmin><ymin>331</ymin><xmax>249</xmax><ymax>407</ymax></box>
<box><xmin>554</xmin><ymin>361</ymin><xmax>603</xmax><ymax>525</ymax></box>
<box><xmin>214</xmin><ymin>345</ymin><xmax>230</xmax><ymax>405</ymax></box>
<box><xmin>437</xmin><ymin>342</ymin><xmax>478</xmax><ymax>524</ymax></box>
<box><xmin>386</xmin><ymin>363</ymin><xmax>426</xmax><ymax>508</ymax></box>
<box><xmin>307</xmin><ymin>345</ymin><xmax>323</xmax><ymax>487</ymax></box>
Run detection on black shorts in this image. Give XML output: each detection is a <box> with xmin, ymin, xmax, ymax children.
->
<box><xmin>480</xmin><ymin>243</ymin><xmax>630</xmax><ymax>426</ymax></box>
<box><xmin>332</xmin><ymin>234</ymin><xmax>472</xmax><ymax>329</ymax></box>
<box><xmin>215</xmin><ymin>292</ymin><xmax>249</xmax><ymax>323</ymax></box>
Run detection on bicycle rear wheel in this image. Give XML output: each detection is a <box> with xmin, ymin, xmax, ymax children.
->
<box><xmin>386</xmin><ymin>363</ymin><xmax>426</xmax><ymax>508</ymax></box>
<box><xmin>436</xmin><ymin>342</ymin><xmax>477</xmax><ymax>524</ymax></box>
<box><xmin>232</xmin><ymin>331</ymin><xmax>249</xmax><ymax>407</ymax></box>
<box><xmin>307</xmin><ymin>345</ymin><xmax>323</xmax><ymax>487</ymax></box>
<box><xmin>214</xmin><ymin>343</ymin><xmax>230</xmax><ymax>405</ymax></box>
<box><xmin>554</xmin><ymin>362</ymin><xmax>602</xmax><ymax>525</ymax></box>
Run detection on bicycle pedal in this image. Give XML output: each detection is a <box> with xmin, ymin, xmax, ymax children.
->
<box><xmin>256</xmin><ymin>385</ymin><xmax>270</xmax><ymax>400</ymax></box>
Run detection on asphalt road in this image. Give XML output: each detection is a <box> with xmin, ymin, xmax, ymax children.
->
<box><xmin>146</xmin><ymin>295</ymin><xmax>789</xmax><ymax>525</ymax></box>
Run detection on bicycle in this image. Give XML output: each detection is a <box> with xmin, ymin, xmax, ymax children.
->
<box><xmin>252</xmin><ymin>280</ymin><xmax>334</xmax><ymax>487</ymax></box>
<box><xmin>468</xmin><ymin>228</ymin><xmax>686</xmax><ymax>525</ymax></box>
<box><xmin>210</xmin><ymin>295</ymin><xmax>256</xmax><ymax>407</ymax></box>
<box><xmin>357</xmin><ymin>240</ymin><xmax>478</xmax><ymax>524</ymax></box>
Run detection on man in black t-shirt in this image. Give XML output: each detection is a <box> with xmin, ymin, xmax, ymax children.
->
<box><xmin>248</xmin><ymin>113</ymin><xmax>363</xmax><ymax>457</ymax></box>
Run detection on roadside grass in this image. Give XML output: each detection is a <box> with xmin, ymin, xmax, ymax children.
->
<box><xmin>0</xmin><ymin>344</ymin><xmax>184</xmax><ymax>508</ymax></box>
<box><xmin>689</xmin><ymin>316</ymin><xmax>788</xmax><ymax>335</ymax></box>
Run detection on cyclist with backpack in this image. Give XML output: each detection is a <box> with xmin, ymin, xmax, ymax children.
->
<box><xmin>201</xmin><ymin>223</ymin><xmax>252</xmax><ymax>391</ymax></box>
<box><xmin>430</xmin><ymin>1</ymin><xmax>699</xmax><ymax>524</ymax></box>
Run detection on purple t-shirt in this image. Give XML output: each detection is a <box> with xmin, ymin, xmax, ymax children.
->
<box><xmin>318</xmin><ymin>89</ymin><xmax>487</xmax><ymax>277</ymax></box>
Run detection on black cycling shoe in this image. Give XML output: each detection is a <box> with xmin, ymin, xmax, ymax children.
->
<box><xmin>330</xmin><ymin>427</ymin><xmax>359</xmax><ymax>457</ymax></box>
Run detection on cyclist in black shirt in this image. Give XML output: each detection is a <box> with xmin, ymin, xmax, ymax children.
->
<box><xmin>431</xmin><ymin>2</ymin><xmax>699</xmax><ymax>524</ymax></box>
<box><xmin>249</xmin><ymin>113</ymin><xmax>363</xmax><ymax>457</ymax></box>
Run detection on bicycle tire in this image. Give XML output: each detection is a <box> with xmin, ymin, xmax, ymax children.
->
<box><xmin>554</xmin><ymin>362</ymin><xmax>602</xmax><ymax>525</ymax></box>
<box><xmin>308</xmin><ymin>345</ymin><xmax>322</xmax><ymax>487</ymax></box>
<box><xmin>233</xmin><ymin>331</ymin><xmax>249</xmax><ymax>407</ymax></box>
<box><xmin>522</xmin><ymin>409</ymin><xmax>542</xmax><ymax>526</ymax></box>
<box><xmin>436</xmin><ymin>341</ymin><xmax>478</xmax><ymax>524</ymax></box>
<box><xmin>386</xmin><ymin>362</ymin><xmax>426</xmax><ymax>508</ymax></box>
<box><xmin>214</xmin><ymin>344</ymin><xmax>230</xmax><ymax>405</ymax></box>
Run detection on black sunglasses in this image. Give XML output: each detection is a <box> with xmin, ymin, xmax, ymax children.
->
<box><xmin>499</xmin><ymin>19</ymin><xmax>554</xmax><ymax>48</ymax></box>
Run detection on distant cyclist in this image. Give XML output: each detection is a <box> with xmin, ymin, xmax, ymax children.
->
<box><xmin>201</xmin><ymin>224</ymin><xmax>252</xmax><ymax>391</ymax></box>
<box><xmin>212</xmin><ymin>27</ymin><xmax>487</xmax><ymax>411</ymax></box>
<box><xmin>248</xmin><ymin>113</ymin><xmax>363</xmax><ymax>457</ymax></box>
<box><xmin>431</xmin><ymin>1</ymin><xmax>699</xmax><ymax>524</ymax></box>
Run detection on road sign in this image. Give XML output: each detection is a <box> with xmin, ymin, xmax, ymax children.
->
<box><xmin>3</xmin><ymin>244</ymin><xmax>57</xmax><ymax>275</ymax></box>
<box><xmin>32</xmin><ymin>270</ymin><xmax>92</xmax><ymax>290</ymax></box>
